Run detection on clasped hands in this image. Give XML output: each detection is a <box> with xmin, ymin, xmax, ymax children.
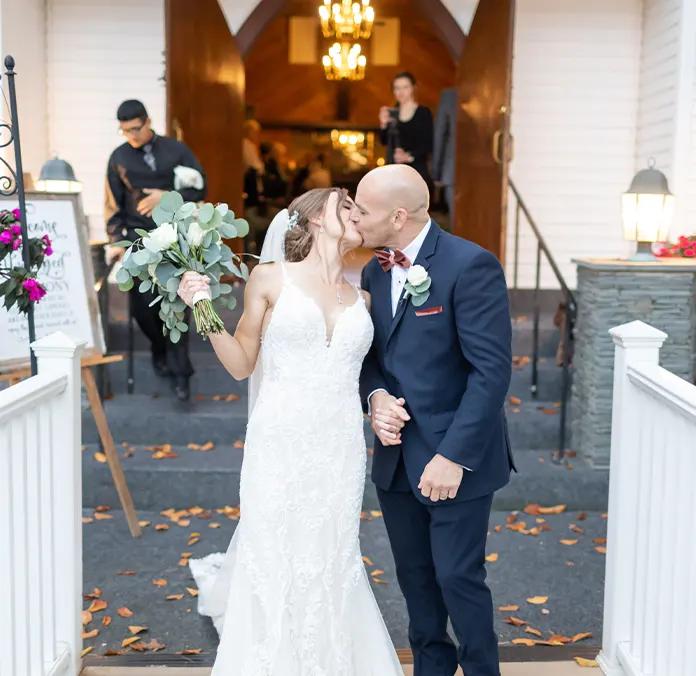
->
<box><xmin>369</xmin><ymin>391</ymin><xmax>463</xmax><ymax>502</ymax></box>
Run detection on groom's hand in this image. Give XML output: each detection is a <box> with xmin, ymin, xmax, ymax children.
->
<box><xmin>419</xmin><ymin>454</ymin><xmax>464</xmax><ymax>502</ymax></box>
<box><xmin>370</xmin><ymin>392</ymin><xmax>410</xmax><ymax>446</ymax></box>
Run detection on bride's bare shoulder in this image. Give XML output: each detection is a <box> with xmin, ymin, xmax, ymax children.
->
<box><xmin>246</xmin><ymin>262</ymin><xmax>283</xmax><ymax>299</ymax></box>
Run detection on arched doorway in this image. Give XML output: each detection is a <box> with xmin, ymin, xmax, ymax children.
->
<box><xmin>166</xmin><ymin>0</ymin><xmax>515</xmax><ymax>259</ymax></box>
<box><xmin>236</xmin><ymin>0</ymin><xmax>465</xmax><ymax>61</ymax></box>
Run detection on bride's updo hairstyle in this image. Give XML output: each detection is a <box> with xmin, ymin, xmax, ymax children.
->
<box><xmin>284</xmin><ymin>187</ymin><xmax>349</xmax><ymax>263</ymax></box>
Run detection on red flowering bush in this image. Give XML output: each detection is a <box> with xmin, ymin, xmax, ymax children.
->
<box><xmin>0</xmin><ymin>208</ymin><xmax>51</xmax><ymax>313</ymax></box>
<box><xmin>657</xmin><ymin>234</ymin><xmax>696</xmax><ymax>259</ymax></box>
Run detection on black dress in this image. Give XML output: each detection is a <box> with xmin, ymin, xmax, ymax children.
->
<box><xmin>380</xmin><ymin>105</ymin><xmax>434</xmax><ymax>186</ymax></box>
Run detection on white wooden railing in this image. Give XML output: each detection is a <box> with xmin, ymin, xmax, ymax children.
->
<box><xmin>599</xmin><ymin>321</ymin><xmax>696</xmax><ymax>676</ymax></box>
<box><xmin>0</xmin><ymin>332</ymin><xmax>85</xmax><ymax>676</ymax></box>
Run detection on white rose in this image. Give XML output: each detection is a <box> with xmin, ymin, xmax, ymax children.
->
<box><xmin>407</xmin><ymin>264</ymin><xmax>428</xmax><ymax>287</ymax></box>
<box><xmin>186</xmin><ymin>221</ymin><xmax>205</xmax><ymax>248</ymax></box>
<box><xmin>148</xmin><ymin>222</ymin><xmax>178</xmax><ymax>251</ymax></box>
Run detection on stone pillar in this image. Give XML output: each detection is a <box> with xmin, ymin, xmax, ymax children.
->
<box><xmin>571</xmin><ymin>258</ymin><xmax>696</xmax><ymax>469</ymax></box>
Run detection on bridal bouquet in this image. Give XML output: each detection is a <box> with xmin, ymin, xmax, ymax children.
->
<box><xmin>113</xmin><ymin>191</ymin><xmax>250</xmax><ymax>341</ymax></box>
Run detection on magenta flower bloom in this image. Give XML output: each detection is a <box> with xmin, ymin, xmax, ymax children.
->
<box><xmin>42</xmin><ymin>234</ymin><xmax>53</xmax><ymax>256</ymax></box>
<box><xmin>23</xmin><ymin>278</ymin><xmax>46</xmax><ymax>302</ymax></box>
<box><xmin>0</xmin><ymin>229</ymin><xmax>12</xmax><ymax>245</ymax></box>
<box><xmin>12</xmin><ymin>237</ymin><xmax>21</xmax><ymax>251</ymax></box>
<box><xmin>12</xmin><ymin>208</ymin><xmax>21</xmax><ymax>220</ymax></box>
<box><xmin>11</xmin><ymin>224</ymin><xmax>21</xmax><ymax>235</ymax></box>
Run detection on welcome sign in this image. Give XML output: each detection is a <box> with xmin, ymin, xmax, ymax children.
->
<box><xmin>0</xmin><ymin>192</ymin><xmax>104</xmax><ymax>369</ymax></box>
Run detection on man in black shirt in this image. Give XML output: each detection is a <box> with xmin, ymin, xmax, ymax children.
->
<box><xmin>105</xmin><ymin>99</ymin><xmax>207</xmax><ymax>401</ymax></box>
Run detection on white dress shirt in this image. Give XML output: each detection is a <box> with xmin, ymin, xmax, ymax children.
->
<box><xmin>389</xmin><ymin>220</ymin><xmax>431</xmax><ymax>315</ymax></box>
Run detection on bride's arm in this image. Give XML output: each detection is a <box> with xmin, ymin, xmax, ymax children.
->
<box><xmin>179</xmin><ymin>265</ymin><xmax>275</xmax><ymax>381</ymax></box>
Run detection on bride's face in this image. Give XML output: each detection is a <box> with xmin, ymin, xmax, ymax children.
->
<box><xmin>315</xmin><ymin>192</ymin><xmax>363</xmax><ymax>253</ymax></box>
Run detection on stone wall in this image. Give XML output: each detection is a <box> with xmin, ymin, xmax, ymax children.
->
<box><xmin>571</xmin><ymin>260</ymin><xmax>696</xmax><ymax>469</ymax></box>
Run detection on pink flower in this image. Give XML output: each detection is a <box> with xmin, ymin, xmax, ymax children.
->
<box><xmin>42</xmin><ymin>234</ymin><xmax>53</xmax><ymax>256</ymax></box>
<box><xmin>685</xmin><ymin>249</ymin><xmax>695</xmax><ymax>257</ymax></box>
<box><xmin>12</xmin><ymin>237</ymin><xmax>21</xmax><ymax>250</ymax></box>
<box><xmin>11</xmin><ymin>208</ymin><xmax>20</xmax><ymax>220</ymax></box>
<box><xmin>0</xmin><ymin>229</ymin><xmax>12</xmax><ymax>245</ymax></box>
<box><xmin>23</xmin><ymin>278</ymin><xmax>46</xmax><ymax>302</ymax></box>
<box><xmin>11</xmin><ymin>225</ymin><xmax>20</xmax><ymax>235</ymax></box>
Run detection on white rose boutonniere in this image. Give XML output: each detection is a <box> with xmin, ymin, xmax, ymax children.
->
<box><xmin>404</xmin><ymin>264</ymin><xmax>431</xmax><ymax>307</ymax></box>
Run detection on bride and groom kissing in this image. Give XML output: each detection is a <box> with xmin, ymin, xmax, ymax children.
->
<box><xmin>177</xmin><ymin>163</ymin><xmax>515</xmax><ymax>676</ymax></box>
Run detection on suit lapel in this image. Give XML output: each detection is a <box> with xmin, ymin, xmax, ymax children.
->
<box><xmin>386</xmin><ymin>222</ymin><xmax>441</xmax><ymax>346</ymax></box>
<box><xmin>370</xmin><ymin>256</ymin><xmax>393</xmax><ymax>341</ymax></box>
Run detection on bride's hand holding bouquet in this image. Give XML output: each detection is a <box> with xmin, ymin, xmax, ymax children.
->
<box><xmin>114</xmin><ymin>191</ymin><xmax>250</xmax><ymax>340</ymax></box>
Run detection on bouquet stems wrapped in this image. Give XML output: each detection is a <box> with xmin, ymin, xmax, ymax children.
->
<box><xmin>114</xmin><ymin>191</ymin><xmax>250</xmax><ymax>340</ymax></box>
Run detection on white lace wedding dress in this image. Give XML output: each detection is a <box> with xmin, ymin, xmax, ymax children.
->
<box><xmin>189</xmin><ymin>262</ymin><xmax>402</xmax><ymax>675</ymax></box>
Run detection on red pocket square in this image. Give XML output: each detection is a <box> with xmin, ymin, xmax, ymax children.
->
<box><xmin>415</xmin><ymin>306</ymin><xmax>443</xmax><ymax>317</ymax></box>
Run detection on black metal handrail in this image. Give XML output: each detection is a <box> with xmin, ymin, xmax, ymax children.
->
<box><xmin>508</xmin><ymin>178</ymin><xmax>575</xmax><ymax>461</ymax></box>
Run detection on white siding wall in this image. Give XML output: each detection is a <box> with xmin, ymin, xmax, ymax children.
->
<box><xmin>43</xmin><ymin>0</ymin><xmax>689</xmax><ymax>288</ymax></box>
<box><xmin>46</xmin><ymin>0</ymin><xmax>165</xmax><ymax>242</ymax></box>
<box><xmin>507</xmin><ymin>0</ymin><xmax>642</xmax><ymax>289</ymax></box>
<box><xmin>0</xmin><ymin>0</ymin><xmax>48</xmax><ymax>179</ymax></box>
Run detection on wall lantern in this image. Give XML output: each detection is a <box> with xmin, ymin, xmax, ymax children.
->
<box><xmin>621</xmin><ymin>158</ymin><xmax>674</xmax><ymax>260</ymax></box>
<box><xmin>35</xmin><ymin>156</ymin><xmax>82</xmax><ymax>193</ymax></box>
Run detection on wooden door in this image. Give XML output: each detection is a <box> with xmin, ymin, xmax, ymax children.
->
<box><xmin>453</xmin><ymin>0</ymin><xmax>515</xmax><ymax>262</ymax></box>
<box><xmin>165</xmin><ymin>0</ymin><xmax>245</xmax><ymax>222</ymax></box>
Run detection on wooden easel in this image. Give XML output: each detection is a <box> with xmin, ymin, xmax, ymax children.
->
<box><xmin>1</xmin><ymin>352</ymin><xmax>141</xmax><ymax>538</ymax></box>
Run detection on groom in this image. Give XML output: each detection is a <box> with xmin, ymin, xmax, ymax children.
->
<box><xmin>352</xmin><ymin>165</ymin><xmax>515</xmax><ymax>676</ymax></box>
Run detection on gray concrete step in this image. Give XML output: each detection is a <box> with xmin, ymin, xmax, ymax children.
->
<box><xmin>81</xmin><ymin>507</ymin><xmax>606</xmax><ymax>655</ymax></box>
<box><xmin>83</xmin><ymin>437</ymin><xmax>605</xmax><ymax>513</ymax></box>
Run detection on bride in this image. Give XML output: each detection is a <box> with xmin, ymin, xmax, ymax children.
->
<box><xmin>177</xmin><ymin>188</ymin><xmax>403</xmax><ymax>675</ymax></box>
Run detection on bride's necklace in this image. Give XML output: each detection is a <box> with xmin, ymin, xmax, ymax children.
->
<box><xmin>336</xmin><ymin>286</ymin><xmax>343</xmax><ymax>305</ymax></box>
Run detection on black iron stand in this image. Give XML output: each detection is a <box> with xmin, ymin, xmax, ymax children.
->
<box><xmin>1</xmin><ymin>56</ymin><xmax>36</xmax><ymax>374</ymax></box>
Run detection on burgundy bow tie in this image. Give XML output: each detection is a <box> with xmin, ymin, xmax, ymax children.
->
<box><xmin>376</xmin><ymin>249</ymin><xmax>411</xmax><ymax>272</ymax></box>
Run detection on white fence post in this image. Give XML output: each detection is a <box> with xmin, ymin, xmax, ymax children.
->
<box><xmin>31</xmin><ymin>332</ymin><xmax>85</xmax><ymax>676</ymax></box>
<box><xmin>598</xmin><ymin>320</ymin><xmax>667</xmax><ymax>675</ymax></box>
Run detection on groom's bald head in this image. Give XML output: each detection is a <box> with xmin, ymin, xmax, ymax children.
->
<box><xmin>351</xmin><ymin>165</ymin><xmax>430</xmax><ymax>249</ymax></box>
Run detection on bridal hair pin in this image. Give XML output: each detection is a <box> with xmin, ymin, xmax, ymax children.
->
<box><xmin>287</xmin><ymin>211</ymin><xmax>300</xmax><ymax>229</ymax></box>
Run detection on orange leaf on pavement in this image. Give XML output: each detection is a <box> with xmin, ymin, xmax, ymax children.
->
<box><xmin>525</xmin><ymin>627</ymin><xmax>542</xmax><ymax>637</ymax></box>
<box><xmin>81</xmin><ymin>647</ymin><xmax>94</xmax><ymax>657</ymax></box>
<box><xmin>152</xmin><ymin>579</ymin><xmax>167</xmax><ymax>587</ymax></box>
<box><xmin>574</xmin><ymin>657</ymin><xmax>599</xmax><ymax>667</ymax></box>
<box><xmin>122</xmin><ymin>637</ymin><xmax>141</xmax><ymax>648</ymax></box>
<box><xmin>485</xmin><ymin>553</ymin><xmax>499</xmax><ymax>562</ymax></box>
<box><xmin>128</xmin><ymin>626</ymin><xmax>148</xmax><ymax>635</ymax></box>
<box><xmin>512</xmin><ymin>639</ymin><xmax>535</xmax><ymax>646</ymax></box>
<box><xmin>186</xmin><ymin>588</ymin><xmax>199</xmax><ymax>596</ymax></box>
<box><xmin>87</xmin><ymin>599</ymin><xmax>107</xmax><ymax>613</ymax></box>
<box><xmin>560</xmin><ymin>539</ymin><xmax>578</xmax><ymax>546</ymax></box>
<box><xmin>166</xmin><ymin>594</ymin><xmax>184</xmax><ymax>601</ymax></box>
<box><xmin>526</xmin><ymin>596</ymin><xmax>548</xmax><ymax>605</ymax></box>
<box><xmin>498</xmin><ymin>605</ymin><xmax>519</xmax><ymax>612</ymax></box>
<box><xmin>117</xmin><ymin>607</ymin><xmax>134</xmax><ymax>618</ymax></box>
<box><xmin>572</xmin><ymin>632</ymin><xmax>593</xmax><ymax>643</ymax></box>
<box><xmin>102</xmin><ymin>616</ymin><xmax>112</xmax><ymax>626</ymax></box>
<box><xmin>504</xmin><ymin>617</ymin><xmax>527</xmax><ymax>627</ymax></box>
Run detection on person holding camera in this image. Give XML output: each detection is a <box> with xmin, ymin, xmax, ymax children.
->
<box><xmin>379</xmin><ymin>72</ymin><xmax>434</xmax><ymax>191</ymax></box>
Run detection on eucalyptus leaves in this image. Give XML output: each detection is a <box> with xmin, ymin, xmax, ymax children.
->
<box><xmin>113</xmin><ymin>191</ymin><xmax>250</xmax><ymax>341</ymax></box>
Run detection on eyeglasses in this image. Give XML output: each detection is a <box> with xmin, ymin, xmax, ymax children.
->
<box><xmin>118</xmin><ymin>123</ymin><xmax>145</xmax><ymax>137</ymax></box>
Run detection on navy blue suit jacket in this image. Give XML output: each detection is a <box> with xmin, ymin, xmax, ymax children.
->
<box><xmin>360</xmin><ymin>222</ymin><xmax>515</xmax><ymax>504</ymax></box>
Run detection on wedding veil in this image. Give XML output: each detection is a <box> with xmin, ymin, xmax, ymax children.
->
<box><xmin>247</xmin><ymin>208</ymin><xmax>290</xmax><ymax>417</ymax></box>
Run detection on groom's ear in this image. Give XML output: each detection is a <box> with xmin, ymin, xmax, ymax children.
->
<box><xmin>392</xmin><ymin>207</ymin><xmax>409</xmax><ymax>230</ymax></box>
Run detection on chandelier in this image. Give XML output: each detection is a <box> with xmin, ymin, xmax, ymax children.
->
<box><xmin>319</xmin><ymin>0</ymin><xmax>375</xmax><ymax>40</ymax></box>
<box><xmin>322</xmin><ymin>42</ymin><xmax>366</xmax><ymax>81</ymax></box>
